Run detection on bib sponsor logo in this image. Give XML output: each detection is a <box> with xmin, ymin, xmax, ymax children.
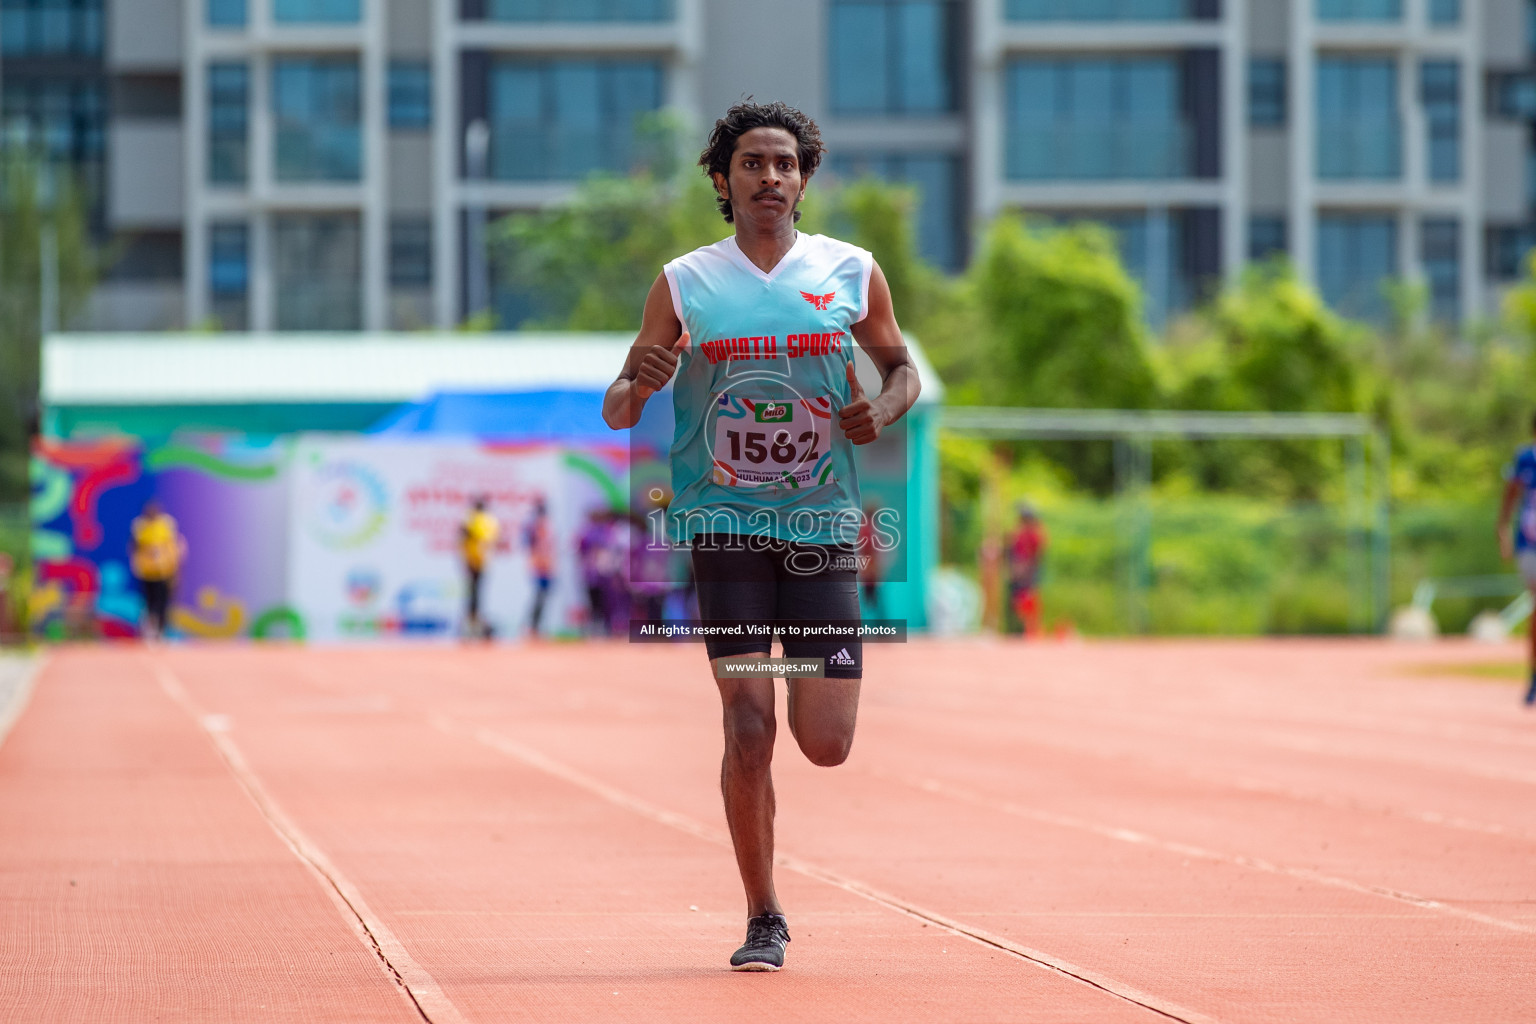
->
<box><xmin>756</xmin><ymin>402</ymin><xmax>790</xmax><ymax>424</ymax></box>
<box><xmin>800</xmin><ymin>290</ymin><xmax>835</xmax><ymax>310</ymax></box>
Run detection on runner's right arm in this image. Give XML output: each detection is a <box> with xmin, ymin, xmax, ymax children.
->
<box><xmin>603</xmin><ymin>274</ymin><xmax>688</xmax><ymax>430</ymax></box>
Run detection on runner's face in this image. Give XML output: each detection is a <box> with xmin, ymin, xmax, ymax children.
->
<box><xmin>714</xmin><ymin>127</ymin><xmax>806</xmax><ymax>228</ymax></box>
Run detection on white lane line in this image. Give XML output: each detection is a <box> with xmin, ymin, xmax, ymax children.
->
<box><xmin>876</xmin><ymin>770</ymin><xmax>1536</xmax><ymax>937</ymax></box>
<box><xmin>442</xmin><ymin>717</ymin><xmax>1218</xmax><ymax>1024</ymax></box>
<box><xmin>0</xmin><ymin>652</ymin><xmax>44</xmax><ymax>753</ymax></box>
<box><xmin>882</xmin><ymin>704</ymin><xmax>1536</xmax><ymax>843</ymax></box>
<box><xmin>156</xmin><ymin>663</ymin><xmax>469</xmax><ymax>1024</ymax></box>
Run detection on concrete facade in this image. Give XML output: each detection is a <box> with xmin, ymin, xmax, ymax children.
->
<box><xmin>3</xmin><ymin>0</ymin><xmax>1534</xmax><ymax>330</ymax></box>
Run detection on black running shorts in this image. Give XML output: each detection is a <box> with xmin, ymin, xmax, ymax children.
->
<box><xmin>691</xmin><ymin>533</ymin><xmax>862</xmax><ymax>679</ymax></box>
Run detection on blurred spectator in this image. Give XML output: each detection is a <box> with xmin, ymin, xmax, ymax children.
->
<box><xmin>630</xmin><ymin>515</ymin><xmax>675</xmax><ymax>628</ymax></box>
<box><xmin>524</xmin><ymin>498</ymin><xmax>554</xmax><ymax>636</ymax></box>
<box><xmin>460</xmin><ymin>495</ymin><xmax>499</xmax><ymax>640</ymax></box>
<box><xmin>856</xmin><ymin>504</ymin><xmax>881</xmax><ymax>616</ymax></box>
<box><xmin>579</xmin><ymin>510</ymin><xmax>620</xmax><ymax>636</ymax></box>
<box><xmin>1006</xmin><ymin>503</ymin><xmax>1047</xmax><ymax>638</ymax></box>
<box><xmin>130</xmin><ymin>499</ymin><xmax>186</xmax><ymax>640</ymax></box>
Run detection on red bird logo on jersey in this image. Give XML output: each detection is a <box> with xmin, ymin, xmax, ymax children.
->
<box><xmin>800</xmin><ymin>290</ymin><xmax>835</xmax><ymax>310</ymax></box>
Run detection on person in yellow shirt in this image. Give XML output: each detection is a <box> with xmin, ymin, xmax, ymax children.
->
<box><xmin>460</xmin><ymin>495</ymin><xmax>500</xmax><ymax>639</ymax></box>
<box><xmin>129</xmin><ymin>499</ymin><xmax>186</xmax><ymax>640</ymax></box>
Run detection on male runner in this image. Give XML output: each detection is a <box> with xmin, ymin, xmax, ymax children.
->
<box><xmin>603</xmin><ymin>100</ymin><xmax>920</xmax><ymax>970</ymax></box>
<box><xmin>1497</xmin><ymin>415</ymin><xmax>1536</xmax><ymax>705</ymax></box>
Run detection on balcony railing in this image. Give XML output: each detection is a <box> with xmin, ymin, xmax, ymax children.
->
<box><xmin>485</xmin><ymin>0</ymin><xmax>672</xmax><ymax>21</ymax></box>
<box><xmin>1315</xmin><ymin>119</ymin><xmax>1401</xmax><ymax>180</ymax></box>
<box><xmin>1006</xmin><ymin>0</ymin><xmax>1203</xmax><ymax>20</ymax></box>
<box><xmin>1005</xmin><ymin>122</ymin><xmax>1193</xmax><ymax>181</ymax></box>
<box><xmin>490</xmin><ymin>123</ymin><xmax>643</xmax><ymax>182</ymax></box>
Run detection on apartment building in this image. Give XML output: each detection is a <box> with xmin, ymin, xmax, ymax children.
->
<box><xmin>1</xmin><ymin>0</ymin><xmax>1532</xmax><ymax>331</ymax></box>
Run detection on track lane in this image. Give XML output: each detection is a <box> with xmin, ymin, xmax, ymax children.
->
<box><xmin>0</xmin><ymin>648</ymin><xmax>425</xmax><ymax>1024</ymax></box>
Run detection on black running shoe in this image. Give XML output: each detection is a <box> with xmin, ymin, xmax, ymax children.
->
<box><xmin>730</xmin><ymin>913</ymin><xmax>790</xmax><ymax>971</ymax></box>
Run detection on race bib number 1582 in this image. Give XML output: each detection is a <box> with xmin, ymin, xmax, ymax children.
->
<box><xmin>711</xmin><ymin>393</ymin><xmax>836</xmax><ymax>489</ymax></box>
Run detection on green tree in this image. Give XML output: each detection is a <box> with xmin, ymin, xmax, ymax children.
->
<box><xmin>491</xmin><ymin>170</ymin><xmax>729</xmax><ymax>330</ymax></box>
<box><xmin>968</xmin><ymin>216</ymin><xmax>1157</xmax><ymax>410</ymax></box>
<box><xmin>0</xmin><ymin>153</ymin><xmax>98</xmax><ymax>500</ymax></box>
<box><xmin>1157</xmin><ymin>264</ymin><xmax>1374</xmax><ymax>499</ymax></box>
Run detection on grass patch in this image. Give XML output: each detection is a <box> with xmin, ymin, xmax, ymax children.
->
<box><xmin>1401</xmin><ymin>660</ymin><xmax>1524</xmax><ymax>684</ymax></box>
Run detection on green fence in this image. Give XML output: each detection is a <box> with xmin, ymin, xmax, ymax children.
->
<box><xmin>947</xmin><ymin>496</ymin><xmax>1505</xmax><ymax>637</ymax></box>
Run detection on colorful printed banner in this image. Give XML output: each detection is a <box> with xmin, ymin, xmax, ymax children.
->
<box><xmin>30</xmin><ymin>435</ymin><xmax>627</xmax><ymax>642</ymax></box>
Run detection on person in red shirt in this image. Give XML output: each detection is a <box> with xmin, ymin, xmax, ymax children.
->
<box><xmin>1006</xmin><ymin>504</ymin><xmax>1047</xmax><ymax>638</ymax></box>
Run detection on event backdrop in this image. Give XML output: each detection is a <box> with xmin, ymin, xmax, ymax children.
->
<box><xmin>31</xmin><ymin>435</ymin><xmax>626</xmax><ymax>641</ymax></box>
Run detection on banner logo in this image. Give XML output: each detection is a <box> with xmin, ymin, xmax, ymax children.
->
<box><xmin>308</xmin><ymin>462</ymin><xmax>388</xmax><ymax>550</ymax></box>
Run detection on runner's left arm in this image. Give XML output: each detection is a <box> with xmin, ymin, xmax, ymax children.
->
<box><xmin>844</xmin><ymin>261</ymin><xmax>921</xmax><ymax>446</ymax></box>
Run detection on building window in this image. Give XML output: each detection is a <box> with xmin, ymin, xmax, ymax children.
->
<box><xmin>1249</xmin><ymin>215</ymin><xmax>1286</xmax><ymax>261</ymax></box>
<box><xmin>0</xmin><ymin>78</ymin><xmax>106</xmax><ymax>171</ymax></box>
<box><xmin>209</xmin><ymin>222</ymin><xmax>249</xmax><ymax>330</ymax></box>
<box><xmin>1428</xmin><ymin>0</ymin><xmax>1459</xmax><ymax>25</ymax></box>
<box><xmin>1421</xmin><ymin>60</ymin><xmax>1460</xmax><ymax>184</ymax></box>
<box><xmin>273</xmin><ymin>213</ymin><xmax>361</xmax><ymax>330</ymax></box>
<box><xmin>388</xmin><ymin>62</ymin><xmax>431</xmax><ymax>130</ymax></box>
<box><xmin>1006</xmin><ymin>57</ymin><xmax>1189</xmax><ymax>180</ymax></box>
<box><xmin>487</xmin><ymin>58</ymin><xmax>662</xmax><ymax>181</ymax></box>
<box><xmin>1317</xmin><ymin>58</ymin><xmax>1399</xmax><ymax>180</ymax></box>
<box><xmin>389</xmin><ymin>218</ymin><xmax>432</xmax><ymax>287</ymax></box>
<box><xmin>484</xmin><ymin>0</ymin><xmax>671</xmax><ymax>19</ymax></box>
<box><xmin>0</xmin><ymin>0</ymin><xmax>102</xmax><ymax>57</ymax></box>
<box><xmin>1318</xmin><ymin>214</ymin><xmax>1397</xmax><ymax>322</ymax></box>
<box><xmin>1005</xmin><ymin>0</ymin><xmax>1209</xmax><ymax>18</ymax></box>
<box><xmin>828</xmin><ymin>152</ymin><xmax>963</xmax><ymax>269</ymax></box>
<box><xmin>1421</xmin><ymin>217</ymin><xmax>1459</xmax><ymax>323</ymax></box>
<box><xmin>1316</xmin><ymin>0</ymin><xmax>1401</xmax><ymax>20</ymax></box>
<box><xmin>272</xmin><ymin>0</ymin><xmax>359</xmax><ymax>23</ymax></box>
<box><xmin>272</xmin><ymin>57</ymin><xmax>361</xmax><ymax>183</ymax></box>
<box><xmin>208</xmin><ymin>62</ymin><xmax>249</xmax><ymax>186</ymax></box>
<box><xmin>829</xmin><ymin>1</ymin><xmax>958</xmax><ymax>116</ymax></box>
<box><xmin>207</xmin><ymin>0</ymin><xmax>246</xmax><ymax>28</ymax></box>
<box><xmin>1489</xmin><ymin>226</ymin><xmax>1536</xmax><ymax>280</ymax></box>
<box><xmin>1489</xmin><ymin>72</ymin><xmax>1536</xmax><ymax>120</ymax></box>
<box><xmin>1249</xmin><ymin>58</ymin><xmax>1286</xmax><ymax>128</ymax></box>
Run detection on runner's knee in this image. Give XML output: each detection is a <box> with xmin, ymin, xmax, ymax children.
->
<box><xmin>796</xmin><ymin>728</ymin><xmax>853</xmax><ymax>767</ymax></box>
<box><xmin>722</xmin><ymin>697</ymin><xmax>776</xmax><ymax>767</ymax></box>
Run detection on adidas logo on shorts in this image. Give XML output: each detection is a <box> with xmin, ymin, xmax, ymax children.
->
<box><xmin>828</xmin><ymin>648</ymin><xmax>855</xmax><ymax>666</ymax></box>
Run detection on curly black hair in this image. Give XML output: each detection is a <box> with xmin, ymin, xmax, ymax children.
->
<box><xmin>698</xmin><ymin>100</ymin><xmax>826</xmax><ymax>223</ymax></box>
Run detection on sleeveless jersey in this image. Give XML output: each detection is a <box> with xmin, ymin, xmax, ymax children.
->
<box><xmin>662</xmin><ymin>232</ymin><xmax>873</xmax><ymax>546</ymax></box>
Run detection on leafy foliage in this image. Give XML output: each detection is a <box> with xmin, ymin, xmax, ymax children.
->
<box><xmin>0</xmin><ymin>153</ymin><xmax>99</xmax><ymax>500</ymax></box>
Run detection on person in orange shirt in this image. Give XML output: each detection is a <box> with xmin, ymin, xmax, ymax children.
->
<box><xmin>130</xmin><ymin>499</ymin><xmax>186</xmax><ymax>640</ymax></box>
<box><xmin>525</xmin><ymin>498</ymin><xmax>554</xmax><ymax>636</ymax></box>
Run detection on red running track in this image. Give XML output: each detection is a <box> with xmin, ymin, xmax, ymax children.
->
<box><xmin>1</xmin><ymin>639</ymin><xmax>1534</xmax><ymax>1023</ymax></box>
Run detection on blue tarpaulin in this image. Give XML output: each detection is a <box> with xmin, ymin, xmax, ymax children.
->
<box><xmin>369</xmin><ymin>389</ymin><xmax>614</xmax><ymax>444</ymax></box>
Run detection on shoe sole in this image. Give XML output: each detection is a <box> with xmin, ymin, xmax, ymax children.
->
<box><xmin>731</xmin><ymin>961</ymin><xmax>782</xmax><ymax>972</ymax></box>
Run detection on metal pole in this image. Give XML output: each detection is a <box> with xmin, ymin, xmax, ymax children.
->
<box><xmin>463</xmin><ymin>119</ymin><xmax>491</xmax><ymax>323</ymax></box>
<box><xmin>1373</xmin><ymin>427</ymin><xmax>1392</xmax><ymax>633</ymax></box>
<box><xmin>38</xmin><ymin>164</ymin><xmax>58</xmax><ymax>338</ymax></box>
<box><xmin>1345</xmin><ymin>436</ymin><xmax>1366</xmax><ymax>633</ymax></box>
<box><xmin>1115</xmin><ymin>434</ymin><xmax>1152</xmax><ymax>634</ymax></box>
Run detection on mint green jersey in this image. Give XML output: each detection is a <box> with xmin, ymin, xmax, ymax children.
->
<box><xmin>662</xmin><ymin>232</ymin><xmax>874</xmax><ymax>546</ymax></box>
